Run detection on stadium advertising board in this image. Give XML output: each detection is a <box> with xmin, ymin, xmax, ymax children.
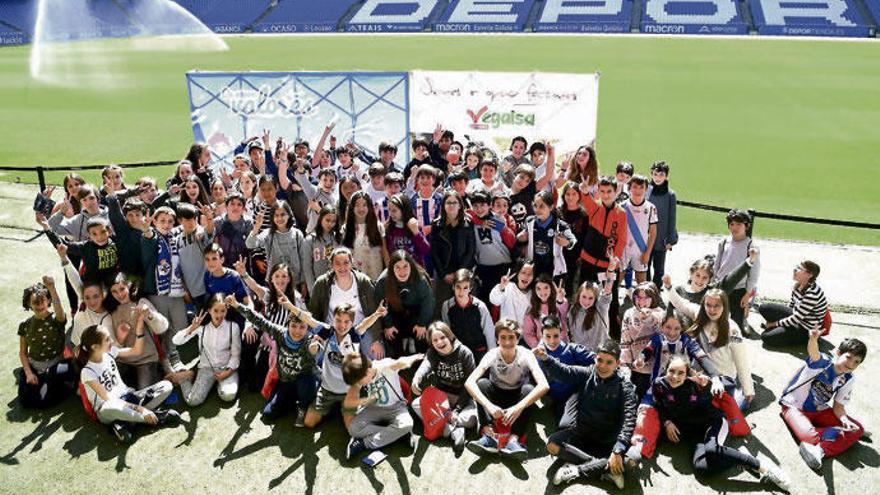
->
<box><xmin>0</xmin><ymin>30</ymin><xmax>28</xmax><ymax>46</ymax></box>
<box><xmin>254</xmin><ymin>0</ymin><xmax>350</xmax><ymax>33</ymax></box>
<box><xmin>345</xmin><ymin>0</ymin><xmax>444</xmax><ymax>32</ymax></box>
<box><xmin>749</xmin><ymin>0</ymin><xmax>872</xmax><ymax>36</ymax></box>
<box><xmin>409</xmin><ymin>70</ymin><xmax>599</xmax><ymax>156</ymax></box>
<box><xmin>532</xmin><ymin>0</ymin><xmax>633</xmax><ymax>33</ymax></box>
<box><xmin>186</xmin><ymin>71</ymin><xmax>410</xmax><ymax>166</ymax></box>
<box><xmin>640</xmin><ymin>0</ymin><xmax>748</xmax><ymax>34</ymax></box>
<box><xmin>433</xmin><ymin>0</ymin><xmax>536</xmax><ymax>32</ymax></box>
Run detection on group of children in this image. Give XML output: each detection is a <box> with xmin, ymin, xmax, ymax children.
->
<box><xmin>14</xmin><ymin>127</ymin><xmax>867</xmax><ymax>490</ymax></box>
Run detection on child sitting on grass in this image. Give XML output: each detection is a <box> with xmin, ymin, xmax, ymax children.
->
<box><xmin>16</xmin><ymin>276</ymin><xmax>77</xmax><ymax>409</ymax></box>
<box><xmin>341</xmin><ymin>352</ymin><xmax>424</xmax><ymax>461</ymax></box>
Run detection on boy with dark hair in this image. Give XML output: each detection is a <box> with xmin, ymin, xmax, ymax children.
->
<box><xmin>283</xmin><ymin>158</ymin><xmax>338</xmax><ymax>233</ymax></box>
<box><xmin>579</xmin><ymin>176</ymin><xmax>628</xmax><ymax>338</ymax></box>
<box><xmin>365</xmin><ymin>163</ymin><xmax>388</xmax><ymax>223</ymax></box>
<box><xmin>105</xmin><ymin>189</ymin><xmax>147</xmax><ymax>279</ymax></box>
<box><xmin>467</xmin><ymin>191</ymin><xmax>515</xmax><ymax>303</ymax></box>
<box><xmin>303</xmin><ymin>302</ymin><xmax>388</xmax><ymax>429</ymax></box>
<box><xmin>467</xmin><ymin>160</ymin><xmax>508</xmax><ymax>196</ymax></box>
<box><xmin>342</xmin><ymin>352</ymin><xmax>424</xmax><ymax>460</ymax></box>
<box><xmin>620</xmin><ymin>174</ymin><xmax>658</xmax><ymax>286</ymax></box>
<box><xmin>410</xmin><ymin>166</ymin><xmax>443</xmax><ymax>236</ymax></box>
<box><xmin>534</xmin><ymin>315</ymin><xmax>595</xmax><ymax>427</ymax></box>
<box><xmin>429</xmin><ymin>125</ymin><xmax>455</xmax><ymax>171</ymax></box>
<box><xmin>403</xmin><ymin>138</ymin><xmax>434</xmax><ymax>183</ymax></box>
<box><xmin>538</xmin><ymin>340</ymin><xmax>637</xmax><ymax>488</ymax></box>
<box><xmin>212</xmin><ymin>192</ymin><xmax>253</xmax><ymax>270</ymax></box>
<box><xmin>780</xmin><ymin>328</ymin><xmax>867</xmax><ymax>470</ymax></box>
<box><xmin>713</xmin><ymin>209</ymin><xmax>760</xmax><ymax>333</ymax></box>
<box><xmin>440</xmin><ymin>269</ymin><xmax>496</xmax><ymax>363</ymax></box>
<box><xmin>355</xmin><ymin>141</ymin><xmax>401</xmax><ymax>174</ymax></box>
<box><xmin>465</xmin><ymin>319</ymin><xmax>550</xmax><ymax>460</ymax></box>
<box><xmin>614</xmin><ymin>161</ymin><xmax>634</xmax><ymax>204</ymax></box>
<box><xmin>40</xmin><ymin>215</ymin><xmax>119</xmax><ymax>289</ymax></box>
<box><xmin>647</xmin><ymin>161</ymin><xmax>677</xmax><ymax>289</ymax></box>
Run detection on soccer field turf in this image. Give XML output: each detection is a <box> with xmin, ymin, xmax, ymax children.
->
<box><xmin>0</xmin><ymin>35</ymin><xmax>878</xmax><ymax>245</ymax></box>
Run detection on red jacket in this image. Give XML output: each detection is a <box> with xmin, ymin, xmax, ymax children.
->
<box><xmin>580</xmin><ymin>195</ymin><xmax>627</xmax><ymax>269</ymax></box>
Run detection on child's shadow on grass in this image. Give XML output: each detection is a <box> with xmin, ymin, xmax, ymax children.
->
<box><xmin>819</xmin><ymin>440</ymin><xmax>879</xmax><ymax>495</ymax></box>
<box><xmin>1</xmin><ymin>398</ymin><xmax>79</xmax><ymax>466</ymax></box>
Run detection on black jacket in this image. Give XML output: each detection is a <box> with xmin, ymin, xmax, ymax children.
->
<box><xmin>428</xmin><ymin>218</ymin><xmax>476</xmax><ymax>279</ymax></box>
<box><xmin>651</xmin><ymin>377</ymin><xmax>721</xmax><ymax>440</ymax></box>
<box><xmin>543</xmin><ymin>357</ymin><xmax>637</xmax><ymax>454</ymax></box>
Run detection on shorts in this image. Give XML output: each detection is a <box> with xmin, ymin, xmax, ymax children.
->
<box><xmin>309</xmin><ymin>386</ymin><xmax>346</xmax><ymax>416</ymax></box>
<box><xmin>621</xmin><ymin>244</ymin><xmax>649</xmax><ymax>272</ymax></box>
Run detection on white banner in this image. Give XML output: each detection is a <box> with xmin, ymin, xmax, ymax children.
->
<box><xmin>409</xmin><ymin>70</ymin><xmax>599</xmax><ymax>156</ymax></box>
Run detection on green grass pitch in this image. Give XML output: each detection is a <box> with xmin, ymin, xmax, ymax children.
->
<box><xmin>0</xmin><ymin>34</ymin><xmax>878</xmax><ymax>247</ymax></box>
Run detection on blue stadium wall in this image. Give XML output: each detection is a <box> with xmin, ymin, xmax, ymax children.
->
<box><xmin>1</xmin><ymin>0</ymin><xmax>877</xmax><ymax>45</ymax></box>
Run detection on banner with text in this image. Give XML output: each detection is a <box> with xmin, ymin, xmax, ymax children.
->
<box><xmin>186</xmin><ymin>71</ymin><xmax>410</xmax><ymax>166</ymax></box>
<box><xmin>409</xmin><ymin>70</ymin><xmax>599</xmax><ymax>156</ymax></box>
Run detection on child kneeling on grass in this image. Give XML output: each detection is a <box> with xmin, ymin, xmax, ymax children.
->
<box><xmin>78</xmin><ymin>316</ymin><xmax>180</xmax><ymax>443</ymax></box>
<box><xmin>342</xmin><ymin>352</ymin><xmax>423</xmax><ymax>461</ymax></box>
<box><xmin>780</xmin><ymin>327</ymin><xmax>867</xmax><ymax>471</ymax></box>
<box><xmin>171</xmin><ymin>294</ymin><xmax>241</xmax><ymax>406</ymax></box>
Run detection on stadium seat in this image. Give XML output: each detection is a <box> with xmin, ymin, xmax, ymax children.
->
<box><xmin>0</xmin><ymin>0</ymin><xmax>37</xmax><ymax>35</ymax></box>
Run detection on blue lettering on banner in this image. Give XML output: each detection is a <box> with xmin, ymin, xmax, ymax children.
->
<box><xmin>532</xmin><ymin>0</ymin><xmax>633</xmax><ymax>32</ymax></box>
<box><xmin>346</xmin><ymin>0</ymin><xmax>444</xmax><ymax>32</ymax></box>
<box><xmin>640</xmin><ymin>0</ymin><xmax>748</xmax><ymax>34</ymax></box>
<box><xmin>255</xmin><ymin>0</ymin><xmax>351</xmax><ymax>33</ymax></box>
<box><xmin>748</xmin><ymin>0</ymin><xmax>871</xmax><ymax>36</ymax></box>
<box><xmin>433</xmin><ymin>0</ymin><xmax>536</xmax><ymax>32</ymax></box>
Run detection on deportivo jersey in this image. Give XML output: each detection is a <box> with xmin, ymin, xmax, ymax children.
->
<box><xmin>622</xmin><ymin>198</ymin><xmax>658</xmax><ymax>251</ymax></box>
<box><xmin>780</xmin><ymin>354</ymin><xmax>854</xmax><ymax>412</ymax></box>
<box><xmin>318</xmin><ymin>327</ymin><xmax>361</xmax><ymax>394</ymax></box>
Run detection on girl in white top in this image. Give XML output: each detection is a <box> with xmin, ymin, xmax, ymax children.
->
<box><xmin>663</xmin><ymin>274</ymin><xmax>754</xmax><ymax>409</ymax></box>
<box><xmin>341</xmin><ymin>191</ymin><xmax>388</xmax><ymax>280</ymax></box>
<box><xmin>172</xmin><ymin>294</ymin><xmax>242</xmax><ymax>406</ymax></box>
<box><xmin>489</xmin><ymin>260</ymin><xmax>535</xmax><ymax>323</ymax></box>
<box><xmin>78</xmin><ymin>308</ymin><xmax>174</xmax><ymax>430</ymax></box>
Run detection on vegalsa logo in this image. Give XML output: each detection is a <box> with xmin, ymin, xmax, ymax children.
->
<box><xmin>467</xmin><ymin>106</ymin><xmax>536</xmax><ymax>129</ymax></box>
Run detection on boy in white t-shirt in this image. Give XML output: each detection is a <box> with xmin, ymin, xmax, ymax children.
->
<box><xmin>620</xmin><ymin>175</ymin><xmax>657</xmax><ymax>286</ymax></box>
<box><xmin>303</xmin><ymin>302</ymin><xmax>387</xmax><ymax>429</ymax></box>
<box><xmin>464</xmin><ymin>319</ymin><xmax>549</xmax><ymax>460</ymax></box>
<box><xmin>780</xmin><ymin>328</ymin><xmax>867</xmax><ymax>470</ymax></box>
<box><xmin>342</xmin><ymin>352</ymin><xmax>424</xmax><ymax>460</ymax></box>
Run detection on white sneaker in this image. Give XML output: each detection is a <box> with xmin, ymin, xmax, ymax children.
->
<box><xmin>552</xmin><ymin>463</ymin><xmax>580</xmax><ymax>486</ymax></box>
<box><xmin>799</xmin><ymin>442</ymin><xmax>824</xmax><ymax>471</ymax></box>
<box><xmin>757</xmin><ymin>454</ymin><xmax>792</xmax><ymax>493</ymax></box>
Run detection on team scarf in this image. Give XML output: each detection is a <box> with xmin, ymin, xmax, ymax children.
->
<box><xmin>155</xmin><ymin>231</ymin><xmax>184</xmax><ymax>296</ymax></box>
